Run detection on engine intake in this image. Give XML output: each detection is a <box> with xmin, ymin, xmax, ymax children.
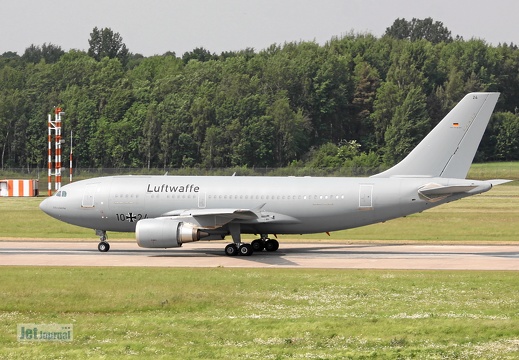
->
<box><xmin>136</xmin><ymin>218</ymin><xmax>206</xmax><ymax>248</ymax></box>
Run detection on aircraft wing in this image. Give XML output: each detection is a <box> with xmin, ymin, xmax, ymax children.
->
<box><xmin>159</xmin><ymin>207</ymin><xmax>300</xmax><ymax>229</ymax></box>
<box><xmin>159</xmin><ymin>208</ymin><xmax>258</xmax><ymax>228</ymax></box>
<box><xmin>161</xmin><ymin>208</ymin><xmax>258</xmax><ymax>219</ymax></box>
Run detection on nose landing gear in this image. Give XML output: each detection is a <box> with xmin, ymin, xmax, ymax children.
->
<box><xmin>96</xmin><ymin>230</ymin><xmax>110</xmax><ymax>252</ymax></box>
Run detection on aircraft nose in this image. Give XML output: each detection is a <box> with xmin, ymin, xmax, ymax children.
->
<box><xmin>39</xmin><ymin>197</ymin><xmax>52</xmax><ymax>215</ymax></box>
<box><xmin>39</xmin><ymin>196</ymin><xmax>61</xmax><ymax>219</ymax></box>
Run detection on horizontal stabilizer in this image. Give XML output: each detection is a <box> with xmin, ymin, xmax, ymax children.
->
<box><xmin>488</xmin><ymin>179</ymin><xmax>513</xmax><ymax>186</ymax></box>
<box><xmin>418</xmin><ymin>183</ymin><xmax>479</xmax><ymax>202</ymax></box>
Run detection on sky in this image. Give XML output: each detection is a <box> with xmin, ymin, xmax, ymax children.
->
<box><xmin>2</xmin><ymin>0</ymin><xmax>519</xmax><ymax>57</ymax></box>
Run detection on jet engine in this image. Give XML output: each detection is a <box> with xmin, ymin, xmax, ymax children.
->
<box><xmin>136</xmin><ymin>218</ymin><xmax>207</xmax><ymax>248</ymax></box>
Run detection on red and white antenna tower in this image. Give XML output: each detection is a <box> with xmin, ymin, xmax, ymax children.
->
<box><xmin>69</xmin><ymin>130</ymin><xmax>73</xmax><ymax>183</ymax></box>
<box><xmin>47</xmin><ymin>107</ymin><xmax>64</xmax><ymax>196</ymax></box>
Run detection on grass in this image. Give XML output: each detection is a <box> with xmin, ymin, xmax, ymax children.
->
<box><xmin>0</xmin><ymin>267</ymin><xmax>518</xmax><ymax>359</ymax></box>
<box><xmin>1</xmin><ymin>163</ymin><xmax>519</xmax><ymax>358</ymax></box>
<box><xmin>1</xmin><ymin>183</ymin><xmax>518</xmax><ymax>243</ymax></box>
<box><xmin>468</xmin><ymin>162</ymin><xmax>519</xmax><ymax>181</ymax></box>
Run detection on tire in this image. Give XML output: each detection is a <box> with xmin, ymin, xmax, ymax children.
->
<box><xmin>239</xmin><ymin>244</ymin><xmax>254</xmax><ymax>256</ymax></box>
<box><xmin>225</xmin><ymin>244</ymin><xmax>239</xmax><ymax>256</ymax></box>
<box><xmin>265</xmin><ymin>239</ymin><xmax>279</xmax><ymax>252</ymax></box>
<box><xmin>98</xmin><ymin>241</ymin><xmax>110</xmax><ymax>252</ymax></box>
<box><xmin>251</xmin><ymin>239</ymin><xmax>265</xmax><ymax>251</ymax></box>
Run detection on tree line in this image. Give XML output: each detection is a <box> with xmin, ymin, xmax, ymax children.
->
<box><xmin>1</xmin><ymin>19</ymin><xmax>519</xmax><ymax>172</ymax></box>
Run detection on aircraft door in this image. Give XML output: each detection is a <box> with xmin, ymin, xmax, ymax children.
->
<box><xmin>82</xmin><ymin>183</ymin><xmax>98</xmax><ymax>208</ymax></box>
<box><xmin>198</xmin><ymin>192</ymin><xmax>207</xmax><ymax>208</ymax></box>
<box><xmin>359</xmin><ymin>184</ymin><xmax>374</xmax><ymax>209</ymax></box>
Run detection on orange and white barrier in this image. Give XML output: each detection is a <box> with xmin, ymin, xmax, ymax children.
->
<box><xmin>0</xmin><ymin>180</ymin><xmax>39</xmax><ymax>197</ymax></box>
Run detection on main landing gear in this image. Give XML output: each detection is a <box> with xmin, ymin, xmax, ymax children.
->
<box><xmin>224</xmin><ymin>231</ymin><xmax>279</xmax><ymax>257</ymax></box>
<box><xmin>96</xmin><ymin>230</ymin><xmax>110</xmax><ymax>252</ymax></box>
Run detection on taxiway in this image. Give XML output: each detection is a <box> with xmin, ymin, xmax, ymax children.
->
<box><xmin>1</xmin><ymin>241</ymin><xmax>518</xmax><ymax>270</ymax></box>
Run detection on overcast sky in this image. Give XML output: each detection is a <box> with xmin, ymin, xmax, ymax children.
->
<box><xmin>2</xmin><ymin>0</ymin><xmax>519</xmax><ymax>56</ymax></box>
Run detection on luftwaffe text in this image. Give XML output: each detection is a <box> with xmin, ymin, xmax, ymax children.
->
<box><xmin>146</xmin><ymin>183</ymin><xmax>200</xmax><ymax>193</ymax></box>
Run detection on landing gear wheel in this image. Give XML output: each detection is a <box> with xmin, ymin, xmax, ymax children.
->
<box><xmin>239</xmin><ymin>243</ymin><xmax>254</xmax><ymax>256</ymax></box>
<box><xmin>225</xmin><ymin>243</ymin><xmax>239</xmax><ymax>256</ymax></box>
<box><xmin>98</xmin><ymin>241</ymin><xmax>110</xmax><ymax>252</ymax></box>
<box><xmin>251</xmin><ymin>239</ymin><xmax>265</xmax><ymax>252</ymax></box>
<box><xmin>265</xmin><ymin>239</ymin><xmax>279</xmax><ymax>252</ymax></box>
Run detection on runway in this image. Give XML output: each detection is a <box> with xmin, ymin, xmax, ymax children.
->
<box><xmin>1</xmin><ymin>241</ymin><xmax>518</xmax><ymax>270</ymax></box>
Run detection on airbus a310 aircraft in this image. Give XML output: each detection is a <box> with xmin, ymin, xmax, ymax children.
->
<box><xmin>40</xmin><ymin>92</ymin><xmax>509</xmax><ymax>256</ymax></box>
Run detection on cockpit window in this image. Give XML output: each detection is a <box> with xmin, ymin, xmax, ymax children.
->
<box><xmin>55</xmin><ymin>191</ymin><xmax>67</xmax><ymax>197</ymax></box>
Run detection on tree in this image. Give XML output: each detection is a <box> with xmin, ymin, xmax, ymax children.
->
<box><xmin>370</xmin><ymin>82</ymin><xmax>404</xmax><ymax>146</ymax></box>
<box><xmin>268</xmin><ymin>96</ymin><xmax>311</xmax><ymax>166</ymax></box>
<box><xmin>352</xmin><ymin>59</ymin><xmax>380</xmax><ymax>147</ymax></box>
<box><xmin>383</xmin><ymin>86</ymin><xmax>431</xmax><ymax>165</ymax></box>
<box><xmin>182</xmin><ymin>47</ymin><xmax>216</xmax><ymax>64</ymax></box>
<box><xmin>22</xmin><ymin>43</ymin><xmax>64</xmax><ymax>64</ymax></box>
<box><xmin>385</xmin><ymin>18</ymin><xmax>411</xmax><ymax>41</ymax></box>
<box><xmin>88</xmin><ymin>27</ymin><xmax>130</xmax><ymax>66</ymax></box>
<box><xmin>4</xmin><ymin>23</ymin><xmax>519</xmax><ymax>170</ymax></box>
<box><xmin>494</xmin><ymin>112</ymin><xmax>519</xmax><ymax>160</ymax></box>
<box><xmin>385</xmin><ymin>18</ymin><xmax>453</xmax><ymax>44</ymax></box>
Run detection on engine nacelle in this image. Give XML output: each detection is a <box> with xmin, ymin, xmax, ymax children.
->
<box><xmin>136</xmin><ymin>218</ymin><xmax>206</xmax><ymax>248</ymax></box>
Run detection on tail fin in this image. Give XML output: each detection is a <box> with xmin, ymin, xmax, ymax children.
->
<box><xmin>372</xmin><ymin>92</ymin><xmax>500</xmax><ymax>179</ymax></box>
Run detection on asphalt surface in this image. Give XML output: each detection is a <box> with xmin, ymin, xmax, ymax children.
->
<box><xmin>1</xmin><ymin>241</ymin><xmax>518</xmax><ymax>270</ymax></box>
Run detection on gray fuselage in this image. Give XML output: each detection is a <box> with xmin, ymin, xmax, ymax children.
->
<box><xmin>40</xmin><ymin>175</ymin><xmax>491</xmax><ymax>236</ymax></box>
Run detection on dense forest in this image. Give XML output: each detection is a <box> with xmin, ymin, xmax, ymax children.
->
<box><xmin>1</xmin><ymin>18</ymin><xmax>519</xmax><ymax>172</ymax></box>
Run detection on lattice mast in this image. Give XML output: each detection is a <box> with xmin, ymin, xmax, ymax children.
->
<box><xmin>69</xmin><ymin>131</ymin><xmax>73</xmax><ymax>183</ymax></box>
<box><xmin>47</xmin><ymin>108</ymin><xmax>64</xmax><ymax>196</ymax></box>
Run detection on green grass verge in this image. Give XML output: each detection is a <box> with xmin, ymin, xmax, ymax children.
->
<box><xmin>0</xmin><ymin>267</ymin><xmax>518</xmax><ymax>359</ymax></box>
<box><xmin>468</xmin><ymin>162</ymin><xmax>519</xmax><ymax>181</ymax></box>
<box><xmin>1</xmin><ymin>184</ymin><xmax>518</xmax><ymax>242</ymax></box>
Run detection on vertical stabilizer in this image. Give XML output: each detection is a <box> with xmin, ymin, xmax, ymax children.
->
<box><xmin>372</xmin><ymin>92</ymin><xmax>499</xmax><ymax>179</ymax></box>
